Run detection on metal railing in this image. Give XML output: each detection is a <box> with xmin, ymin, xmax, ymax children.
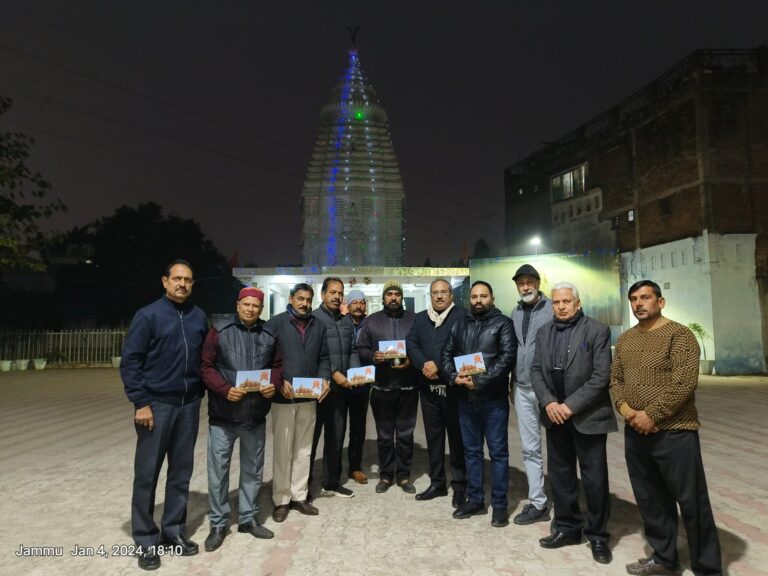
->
<box><xmin>0</xmin><ymin>329</ymin><xmax>127</xmax><ymax>366</ymax></box>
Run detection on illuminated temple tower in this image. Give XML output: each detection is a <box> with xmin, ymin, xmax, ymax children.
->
<box><xmin>301</xmin><ymin>45</ymin><xmax>405</xmax><ymax>266</ymax></box>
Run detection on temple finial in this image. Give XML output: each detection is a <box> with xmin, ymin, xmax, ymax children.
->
<box><xmin>346</xmin><ymin>25</ymin><xmax>361</xmax><ymax>49</ymax></box>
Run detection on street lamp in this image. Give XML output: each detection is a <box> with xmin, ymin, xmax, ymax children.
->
<box><xmin>529</xmin><ymin>236</ymin><xmax>541</xmax><ymax>256</ymax></box>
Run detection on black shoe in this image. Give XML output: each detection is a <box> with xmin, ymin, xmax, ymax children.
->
<box><xmin>137</xmin><ymin>549</ymin><xmax>160</xmax><ymax>570</ymax></box>
<box><xmin>375</xmin><ymin>479</ymin><xmax>392</xmax><ymax>493</ymax></box>
<box><xmin>513</xmin><ymin>503</ymin><xmax>550</xmax><ymax>525</ymax></box>
<box><xmin>238</xmin><ymin>520</ymin><xmax>274</xmax><ymax>539</ymax></box>
<box><xmin>289</xmin><ymin>500</ymin><xmax>319</xmax><ymax>515</ymax></box>
<box><xmin>159</xmin><ymin>533</ymin><xmax>199</xmax><ymax>556</ymax></box>
<box><xmin>491</xmin><ymin>508</ymin><xmax>509</xmax><ymax>528</ymax></box>
<box><xmin>415</xmin><ymin>485</ymin><xmax>448</xmax><ymax>501</ymax></box>
<box><xmin>451</xmin><ymin>490</ymin><xmax>466</xmax><ymax>509</ymax></box>
<box><xmin>539</xmin><ymin>531</ymin><xmax>582</xmax><ymax>549</ymax></box>
<box><xmin>452</xmin><ymin>500</ymin><xmax>485</xmax><ymax>519</ymax></box>
<box><xmin>321</xmin><ymin>485</ymin><xmax>355</xmax><ymax>498</ymax></box>
<box><xmin>204</xmin><ymin>527</ymin><xmax>227</xmax><ymax>552</ymax></box>
<box><xmin>398</xmin><ymin>479</ymin><xmax>416</xmax><ymax>494</ymax></box>
<box><xmin>591</xmin><ymin>541</ymin><xmax>612</xmax><ymax>564</ymax></box>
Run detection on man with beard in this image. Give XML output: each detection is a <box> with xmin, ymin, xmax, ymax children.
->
<box><xmin>266</xmin><ymin>283</ymin><xmax>330</xmax><ymax>523</ymax></box>
<box><xmin>201</xmin><ymin>287</ymin><xmax>276</xmax><ymax>551</ymax></box>
<box><xmin>530</xmin><ymin>282</ymin><xmax>616</xmax><ymax>564</ymax></box>
<box><xmin>343</xmin><ymin>289</ymin><xmax>370</xmax><ymax>484</ymax></box>
<box><xmin>611</xmin><ymin>281</ymin><xmax>722</xmax><ymax>576</ymax></box>
<box><xmin>121</xmin><ymin>260</ymin><xmax>208</xmax><ymax>570</ymax></box>
<box><xmin>509</xmin><ymin>264</ymin><xmax>551</xmax><ymax>525</ymax></box>
<box><xmin>309</xmin><ymin>277</ymin><xmax>358</xmax><ymax>498</ymax></box>
<box><xmin>442</xmin><ymin>281</ymin><xmax>516</xmax><ymax>528</ymax></box>
<box><xmin>407</xmin><ymin>279</ymin><xmax>468</xmax><ymax>506</ymax></box>
<box><xmin>356</xmin><ymin>280</ymin><xmax>419</xmax><ymax>494</ymax></box>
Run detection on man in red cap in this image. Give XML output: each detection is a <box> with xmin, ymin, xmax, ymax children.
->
<box><xmin>200</xmin><ymin>286</ymin><xmax>277</xmax><ymax>551</ymax></box>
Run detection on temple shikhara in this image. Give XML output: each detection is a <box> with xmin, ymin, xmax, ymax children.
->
<box><xmin>301</xmin><ymin>43</ymin><xmax>405</xmax><ymax>266</ymax></box>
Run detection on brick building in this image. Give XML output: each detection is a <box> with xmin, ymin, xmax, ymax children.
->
<box><xmin>504</xmin><ymin>47</ymin><xmax>768</xmax><ymax>374</ymax></box>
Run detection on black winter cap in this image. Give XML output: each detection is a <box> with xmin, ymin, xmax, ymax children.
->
<box><xmin>512</xmin><ymin>264</ymin><xmax>540</xmax><ymax>281</ymax></box>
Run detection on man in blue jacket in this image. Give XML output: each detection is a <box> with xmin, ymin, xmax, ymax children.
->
<box><xmin>121</xmin><ymin>260</ymin><xmax>209</xmax><ymax>571</ymax></box>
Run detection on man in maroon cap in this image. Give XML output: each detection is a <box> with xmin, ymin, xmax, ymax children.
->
<box><xmin>200</xmin><ymin>287</ymin><xmax>277</xmax><ymax>551</ymax></box>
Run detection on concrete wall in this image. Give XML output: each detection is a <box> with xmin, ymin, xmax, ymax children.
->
<box><xmin>621</xmin><ymin>232</ymin><xmax>766</xmax><ymax>374</ymax></box>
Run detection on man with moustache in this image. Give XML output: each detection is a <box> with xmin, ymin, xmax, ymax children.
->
<box><xmin>407</xmin><ymin>279</ymin><xmax>468</xmax><ymax>506</ymax></box>
<box><xmin>200</xmin><ymin>287</ymin><xmax>276</xmax><ymax>551</ymax></box>
<box><xmin>309</xmin><ymin>277</ymin><xmax>358</xmax><ymax>498</ymax></box>
<box><xmin>266</xmin><ymin>283</ymin><xmax>330</xmax><ymax>523</ymax></box>
<box><xmin>356</xmin><ymin>280</ymin><xmax>419</xmax><ymax>494</ymax></box>
<box><xmin>612</xmin><ymin>281</ymin><xmax>722</xmax><ymax>576</ymax></box>
<box><xmin>343</xmin><ymin>289</ymin><xmax>370</xmax><ymax>484</ymax></box>
<box><xmin>121</xmin><ymin>260</ymin><xmax>208</xmax><ymax>570</ymax></box>
<box><xmin>530</xmin><ymin>282</ymin><xmax>616</xmax><ymax>564</ymax></box>
<box><xmin>509</xmin><ymin>264</ymin><xmax>551</xmax><ymax>525</ymax></box>
<box><xmin>442</xmin><ymin>281</ymin><xmax>516</xmax><ymax>528</ymax></box>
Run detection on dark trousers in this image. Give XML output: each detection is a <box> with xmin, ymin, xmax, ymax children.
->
<box><xmin>625</xmin><ymin>428</ymin><xmax>722</xmax><ymax>576</ymax></box>
<box><xmin>310</xmin><ymin>388</ymin><xmax>348</xmax><ymax>489</ymax></box>
<box><xmin>546</xmin><ymin>422</ymin><xmax>610</xmax><ymax>543</ymax></box>
<box><xmin>370</xmin><ymin>388</ymin><xmax>419</xmax><ymax>482</ymax></box>
<box><xmin>131</xmin><ymin>399</ymin><xmax>200</xmax><ymax>548</ymax></box>
<box><xmin>420</xmin><ymin>386</ymin><xmax>466</xmax><ymax>492</ymax></box>
<box><xmin>457</xmin><ymin>397</ymin><xmax>509</xmax><ymax>510</ymax></box>
<box><xmin>347</xmin><ymin>390</ymin><xmax>370</xmax><ymax>472</ymax></box>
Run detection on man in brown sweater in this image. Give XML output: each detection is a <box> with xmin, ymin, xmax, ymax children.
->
<box><xmin>611</xmin><ymin>280</ymin><xmax>722</xmax><ymax>576</ymax></box>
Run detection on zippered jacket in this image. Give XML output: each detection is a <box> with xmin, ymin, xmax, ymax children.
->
<box><xmin>356</xmin><ymin>308</ymin><xmax>417</xmax><ymax>391</ymax></box>
<box><xmin>121</xmin><ymin>296</ymin><xmax>208</xmax><ymax>409</ymax></box>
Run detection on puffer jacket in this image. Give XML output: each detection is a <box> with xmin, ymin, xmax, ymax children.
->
<box><xmin>441</xmin><ymin>307</ymin><xmax>517</xmax><ymax>402</ymax></box>
<box><xmin>201</xmin><ymin>315</ymin><xmax>275</xmax><ymax>427</ymax></box>
<box><xmin>312</xmin><ymin>304</ymin><xmax>359</xmax><ymax>392</ymax></box>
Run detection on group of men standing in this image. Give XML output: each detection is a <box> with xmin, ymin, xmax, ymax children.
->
<box><xmin>121</xmin><ymin>259</ymin><xmax>723</xmax><ymax>576</ymax></box>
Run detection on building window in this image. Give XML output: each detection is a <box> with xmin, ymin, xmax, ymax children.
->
<box><xmin>611</xmin><ymin>216</ymin><xmax>620</xmax><ymax>229</ymax></box>
<box><xmin>658</xmin><ymin>196</ymin><xmax>673</xmax><ymax>217</ymax></box>
<box><xmin>681</xmin><ymin>248</ymin><xmax>688</xmax><ymax>266</ymax></box>
<box><xmin>671</xmin><ymin>251</ymin><xmax>677</xmax><ymax>268</ymax></box>
<box><xmin>628</xmin><ymin>209</ymin><xmax>635</xmax><ymax>222</ymax></box>
<box><xmin>551</xmin><ymin>163</ymin><xmax>587</xmax><ymax>202</ymax></box>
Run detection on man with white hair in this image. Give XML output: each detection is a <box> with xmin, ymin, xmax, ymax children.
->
<box><xmin>530</xmin><ymin>282</ymin><xmax>616</xmax><ymax>565</ymax></box>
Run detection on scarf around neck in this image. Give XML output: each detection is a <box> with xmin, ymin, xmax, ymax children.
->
<box><xmin>427</xmin><ymin>302</ymin><xmax>455</xmax><ymax>328</ymax></box>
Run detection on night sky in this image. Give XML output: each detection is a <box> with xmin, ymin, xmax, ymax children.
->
<box><xmin>0</xmin><ymin>1</ymin><xmax>765</xmax><ymax>267</ymax></box>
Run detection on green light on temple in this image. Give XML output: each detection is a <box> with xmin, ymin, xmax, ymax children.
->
<box><xmin>354</xmin><ymin>110</ymin><xmax>365</xmax><ymax>120</ymax></box>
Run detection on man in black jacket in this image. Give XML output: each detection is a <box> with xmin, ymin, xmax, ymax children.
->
<box><xmin>121</xmin><ymin>260</ymin><xmax>209</xmax><ymax>570</ymax></box>
<box><xmin>407</xmin><ymin>279</ymin><xmax>468</xmax><ymax>507</ymax></box>
<box><xmin>309</xmin><ymin>277</ymin><xmax>358</xmax><ymax>498</ymax></box>
<box><xmin>442</xmin><ymin>281</ymin><xmax>516</xmax><ymax>528</ymax></box>
<box><xmin>201</xmin><ymin>287</ymin><xmax>277</xmax><ymax>551</ymax></box>
<box><xmin>356</xmin><ymin>280</ymin><xmax>419</xmax><ymax>494</ymax></box>
<box><xmin>266</xmin><ymin>283</ymin><xmax>330</xmax><ymax>523</ymax></box>
<box><xmin>343</xmin><ymin>289</ymin><xmax>369</xmax><ymax>485</ymax></box>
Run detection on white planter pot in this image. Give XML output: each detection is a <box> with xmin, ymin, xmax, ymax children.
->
<box><xmin>33</xmin><ymin>358</ymin><xmax>47</xmax><ymax>370</ymax></box>
<box><xmin>0</xmin><ymin>360</ymin><xmax>12</xmax><ymax>372</ymax></box>
<box><xmin>111</xmin><ymin>356</ymin><xmax>122</xmax><ymax>368</ymax></box>
<box><xmin>699</xmin><ymin>360</ymin><xmax>715</xmax><ymax>375</ymax></box>
<box><xmin>14</xmin><ymin>359</ymin><xmax>30</xmax><ymax>371</ymax></box>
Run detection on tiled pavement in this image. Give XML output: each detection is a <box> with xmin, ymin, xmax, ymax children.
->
<box><xmin>0</xmin><ymin>369</ymin><xmax>765</xmax><ymax>575</ymax></box>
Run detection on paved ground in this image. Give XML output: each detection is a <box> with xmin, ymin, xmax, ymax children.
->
<box><xmin>0</xmin><ymin>368</ymin><xmax>766</xmax><ymax>576</ymax></box>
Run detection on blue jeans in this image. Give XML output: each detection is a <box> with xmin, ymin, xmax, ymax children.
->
<box><xmin>458</xmin><ymin>397</ymin><xmax>510</xmax><ymax>510</ymax></box>
<box><xmin>207</xmin><ymin>421</ymin><xmax>266</xmax><ymax>527</ymax></box>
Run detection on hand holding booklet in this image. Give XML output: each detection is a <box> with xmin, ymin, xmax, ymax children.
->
<box><xmin>292</xmin><ymin>377</ymin><xmax>324</xmax><ymax>399</ymax></box>
<box><xmin>453</xmin><ymin>353</ymin><xmax>486</xmax><ymax>376</ymax></box>
<box><xmin>235</xmin><ymin>369</ymin><xmax>272</xmax><ymax>392</ymax></box>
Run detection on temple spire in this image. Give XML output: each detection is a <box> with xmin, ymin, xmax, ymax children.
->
<box><xmin>347</xmin><ymin>25</ymin><xmax>361</xmax><ymax>49</ymax></box>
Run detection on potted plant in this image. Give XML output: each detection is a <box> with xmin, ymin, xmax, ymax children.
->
<box><xmin>33</xmin><ymin>358</ymin><xmax>47</xmax><ymax>370</ymax></box>
<box><xmin>0</xmin><ymin>359</ymin><xmax>11</xmax><ymax>372</ymax></box>
<box><xmin>687</xmin><ymin>322</ymin><xmax>714</xmax><ymax>375</ymax></box>
<box><xmin>14</xmin><ymin>359</ymin><xmax>30</xmax><ymax>371</ymax></box>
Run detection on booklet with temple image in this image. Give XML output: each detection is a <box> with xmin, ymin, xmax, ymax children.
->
<box><xmin>235</xmin><ymin>369</ymin><xmax>271</xmax><ymax>392</ymax></box>
<box><xmin>378</xmin><ymin>340</ymin><xmax>407</xmax><ymax>359</ymax></box>
<box><xmin>453</xmin><ymin>353</ymin><xmax>486</xmax><ymax>376</ymax></box>
<box><xmin>347</xmin><ymin>365</ymin><xmax>376</xmax><ymax>386</ymax></box>
<box><xmin>292</xmin><ymin>377</ymin><xmax>323</xmax><ymax>399</ymax></box>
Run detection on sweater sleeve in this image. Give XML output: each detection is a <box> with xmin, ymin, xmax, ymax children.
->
<box><xmin>609</xmin><ymin>335</ymin><xmax>627</xmax><ymax>412</ymax></box>
<box><xmin>644</xmin><ymin>328</ymin><xmax>700</xmax><ymax>424</ymax></box>
<box><xmin>200</xmin><ymin>328</ymin><xmax>231</xmax><ymax>398</ymax></box>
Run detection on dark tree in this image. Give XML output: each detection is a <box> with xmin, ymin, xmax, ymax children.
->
<box><xmin>471</xmin><ymin>238</ymin><xmax>497</xmax><ymax>260</ymax></box>
<box><xmin>0</xmin><ymin>96</ymin><xmax>66</xmax><ymax>272</ymax></box>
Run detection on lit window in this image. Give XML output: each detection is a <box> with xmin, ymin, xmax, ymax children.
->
<box><xmin>551</xmin><ymin>163</ymin><xmax>587</xmax><ymax>202</ymax></box>
<box><xmin>628</xmin><ymin>210</ymin><xmax>634</xmax><ymax>222</ymax></box>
